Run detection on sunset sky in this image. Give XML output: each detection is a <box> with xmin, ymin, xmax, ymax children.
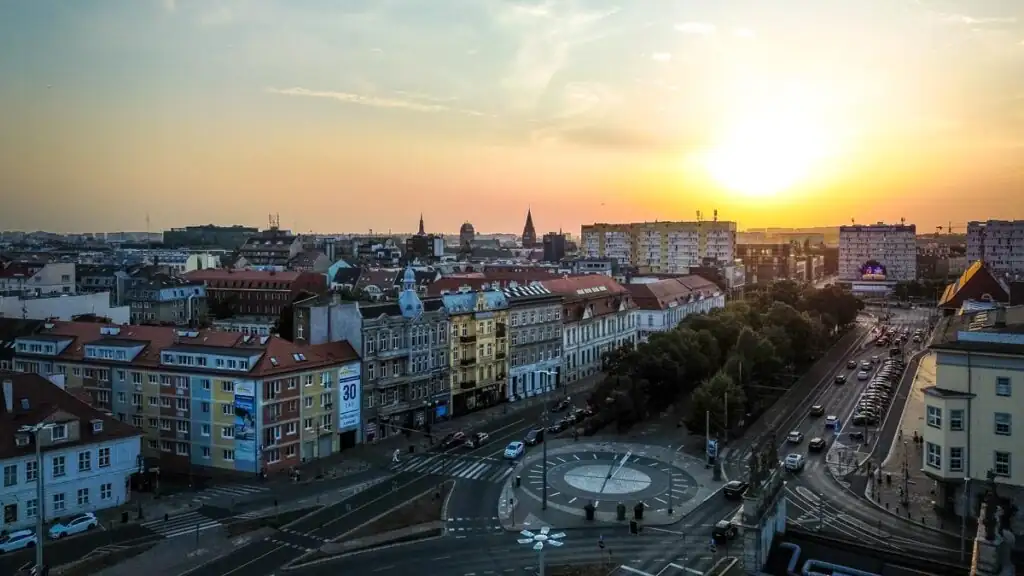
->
<box><xmin>2</xmin><ymin>0</ymin><xmax>1023</xmax><ymax>235</ymax></box>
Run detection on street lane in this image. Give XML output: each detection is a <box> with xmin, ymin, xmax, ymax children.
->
<box><xmin>0</xmin><ymin>522</ymin><xmax>157</xmax><ymax>575</ymax></box>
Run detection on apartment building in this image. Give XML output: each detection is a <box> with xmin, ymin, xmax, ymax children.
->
<box><xmin>0</xmin><ymin>262</ymin><xmax>76</xmax><ymax>296</ymax></box>
<box><xmin>443</xmin><ymin>290</ymin><xmax>509</xmax><ymax>415</ymax></box>
<box><xmin>123</xmin><ymin>274</ymin><xmax>208</xmax><ymax>326</ymax></box>
<box><xmin>238</xmin><ymin>227</ymin><xmax>303</xmax><ymax>268</ymax></box>
<box><xmin>580</xmin><ymin>221</ymin><xmax>737</xmax><ymax>273</ymax></box>
<box><xmin>541</xmin><ymin>275</ymin><xmax>637</xmax><ymax>384</ymax></box>
<box><xmin>838</xmin><ymin>223</ymin><xmax>918</xmax><ymax>281</ymax></box>
<box><xmin>184</xmin><ymin>269</ymin><xmax>326</xmax><ymax>318</ymax></box>
<box><xmin>358</xmin><ymin>269</ymin><xmax>451</xmax><ymax>442</ymax></box>
<box><xmin>967</xmin><ymin>220</ymin><xmax>1024</xmax><ymax>276</ymax></box>
<box><xmin>0</xmin><ymin>373</ymin><xmax>142</xmax><ymax>531</ymax></box>
<box><xmin>736</xmin><ymin>243</ymin><xmax>794</xmax><ymax>284</ymax></box>
<box><xmin>921</xmin><ymin>306</ymin><xmax>1024</xmax><ymax>528</ymax></box>
<box><xmin>626</xmin><ymin>276</ymin><xmax>725</xmax><ymax>342</ymax></box>
<box><xmin>9</xmin><ymin>321</ymin><xmax>359</xmax><ymax>478</ymax></box>
<box><xmin>502</xmin><ymin>284</ymin><xmax>562</xmax><ymax>402</ymax></box>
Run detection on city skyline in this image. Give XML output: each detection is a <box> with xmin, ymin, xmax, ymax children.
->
<box><xmin>2</xmin><ymin>0</ymin><xmax>1024</xmax><ymax>234</ymax></box>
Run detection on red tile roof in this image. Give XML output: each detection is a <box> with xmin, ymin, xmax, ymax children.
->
<box><xmin>625</xmin><ymin>275</ymin><xmax>722</xmax><ymax>311</ymax></box>
<box><xmin>540</xmin><ymin>275</ymin><xmax>632</xmax><ymax>322</ymax></box>
<box><xmin>427</xmin><ymin>269</ymin><xmax>563</xmax><ymax>297</ymax></box>
<box><xmin>18</xmin><ymin>321</ymin><xmax>359</xmax><ymax>377</ymax></box>
<box><xmin>0</xmin><ymin>371</ymin><xmax>142</xmax><ymax>460</ymax></box>
<box><xmin>185</xmin><ymin>269</ymin><xmax>303</xmax><ymax>283</ymax></box>
<box><xmin>540</xmin><ymin>274</ymin><xmax>628</xmax><ymax>296</ymax></box>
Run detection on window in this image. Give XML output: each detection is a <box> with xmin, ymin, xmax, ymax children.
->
<box><xmin>53</xmin><ymin>492</ymin><xmax>65</xmax><ymax>513</ymax></box>
<box><xmin>132</xmin><ymin>415</ymin><xmax>143</xmax><ymax>427</ymax></box>
<box><xmin>996</xmin><ymin>376</ymin><xmax>1011</xmax><ymax>397</ymax></box>
<box><xmin>994</xmin><ymin>452</ymin><xmax>1011</xmax><ymax>477</ymax></box>
<box><xmin>222</xmin><ymin>404</ymin><xmax>232</xmax><ymax>416</ymax></box>
<box><xmin>201</xmin><ymin>424</ymin><xmax>211</xmax><ymax>436</ymax></box>
<box><xmin>925</xmin><ymin>442</ymin><xmax>941</xmax><ymax>469</ymax></box>
<box><xmin>3</xmin><ymin>464</ymin><xmax>16</xmax><ymax>487</ymax></box>
<box><xmin>201</xmin><ymin>402</ymin><xmax>210</xmax><ymax>413</ymax></box>
<box><xmin>949</xmin><ymin>409</ymin><xmax>964</xmax><ymax>431</ymax></box>
<box><xmin>926</xmin><ymin>406</ymin><xmax>942</xmax><ymax>428</ymax></box>
<box><xmin>100</xmin><ymin>483</ymin><xmax>112</xmax><ymax>500</ymax></box>
<box><xmin>26</xmin><ymin>498</ymin><xmax>38</xmax><ymax>519</ymax></box>
<box><xmin>949</xmin><ymin>447</ymin><xmax>964</xmax><ymax>472</ymax></box>
<box><xmin>77</xmin><ymin>487</ymin><xmax>90</xmax><ymax>506</ymax></box>
<box><xmin>50</xmin><ymin>424</ymin><xmax>67</xmax><ymax>441</ymax></box>
<box><xmin>994</xmin><ymin>413</ymin><xmax>1012</xmax><ymax>436</ymax></box>
<box><xmin>201</xmin><ymin>447</ymin><xmax>211</xmax><ymax>459</ymax></box>
<box><xmin>26</xmin><ymin>461</ymin><xmax>37</xmax><ymax>482</ymax></box>
<box><xmin>304</xmin><ymin>396</ymin><xmax>313</xmax><ymax>408</ymax></box>
<box><xmin>52</xmin><ymin>455</ymin><xmax>66</xmax><ymax>478</ymax></box>
<box><xmin>222</xmin><ymin>426</ymin><xmax>234</xmax><ymax>439</ymax></box>
<box><xmin>222</xmin><ymin>449</ymin><xmax>235</xmax><ymax>461</ymax></box>
<box><xmin>221</xmin><ymin>381</ymin><xmax>234</xmax><ymax>393</ymax></box>
<box><xmin>78</xmin><ymin>451</ymin><xmax>92</xmax><ymax>472</ymax></box>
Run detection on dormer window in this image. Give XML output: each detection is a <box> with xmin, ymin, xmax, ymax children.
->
<box><xmin>91</xmin><ymin>420</ymin><xmax>103</xmax><ymax>433</ymax></box>
<box><xmin>50</xmin><ymin>424</ymin><xmax>68</xmax><ymax>442</ymax></box>
<box><xmin>15</xmin><ymin>435</ymin><xmax>29</xmax><ymax>447</ymax></box>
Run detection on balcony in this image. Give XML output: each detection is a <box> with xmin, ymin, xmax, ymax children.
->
<box><xmin>376</xmin><ymin>346</ymin><xmax>409</xmax><ymax>360</ymax></box>
<box><xmin>460</xmin><ymin>380</ymin><xmax>477</xmax><ymax>390</ymax></box>
<box><xmin>460</xmin><ymin>358</ymin><xmax>476</xmax><ymax>366</ymax></box>
<box><xmin>496</xmin><ymin>352</ymin><xmax>506</xmax><ymax>360</ymax></box>
<box><xmin>460</xmin><ymin>335</ymin><xmax>476</xmax><ymax>343</ymax></box>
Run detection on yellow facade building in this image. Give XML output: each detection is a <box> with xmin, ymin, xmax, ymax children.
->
<box><xmin>443</xmin><ymin>290</ymin><xmax>510</xmax><ymax>415</ymax></box>
<box><xmin>581</xmin><ymin>220</ymin><xmax>738</xmax><ymax>273</ymax></box>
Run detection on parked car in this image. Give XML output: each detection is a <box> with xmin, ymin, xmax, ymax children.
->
<box><xmin>0</xmin><ymin>529</ymin><xmax>37</xmax><ymax>553</ymax></box>
<box><xmin>504</xmin><ymin>441</ymin><xmax>525</xmax><ymax>459</ymax></box>
<box><xmin>786</xmin><ymin>431</ymin><xmax>804</xmax><ymax>444</ymax></box>
<box><xmin>552</xmin><ymin>398</ymin><xmax>571</xmax><ymax>413</ymax></box>
<box><xmin>712</xmin><ymin>520</ymin><xmax>738</xmax><ymax>541</ymax></box>
<box><xmin>784</xmin><ymin>453</ymin><xmax>806</xmax><ymax>472</ymax></box>
<box><xmin>547</xmin><ymin>420</ymin><xmax>570</xmax><ymax>433</ymax></box>
<box><xmin>525</xmin><ymin>428</ymin><xmax>545</xmax><ymax>446</ymax></box>
<box><xmin>809</xmin><ymin>405</ymin><xmax>825</xmax><ymax>417</ymax></box>
<box><xmin>848</xmin><ymin>431</ymin><xmax>865</xmax><ymax>442</ymax></box>
<box><xmin>723</xmin><ymin>480</ymin><xmax>749</xmax><ymax>500</ymax></box>
<box><xmin>808</xmin><ymin>437</ymin><xmax>827</xmax><ymax>452</ymax></box>
<box><xmin>49</xmin><ymin>512</ymin><xmax>98</xmax><ymax>539</ymax></box>
<box><xmin>441</xmin><ymin>431</ymin><xmax>466</xmax><ymax>449</ymax></box>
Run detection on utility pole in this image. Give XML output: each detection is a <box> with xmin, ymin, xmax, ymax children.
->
<box><xmin>901</xmin><ymin>441</ymin><xmax>909</xmax><ymax>507</ymax></box>
<box><xmin>667</xmin><ymin>446</ymin><xmax>674</xmax><ymax>515</ymax></box>
<box><xmin>960</xmin><ymin>477</ymin><xmax>970</xmax><ymax>562</ymax></box>
<box><xmin>34</xmin><ymin>428</ymin><xmax>45</xmax><ymax>571</ymax></box>
<box><xmin>542</xmin><ymin>405</ymin><xmax>549</xmax><ymax>510</ymax></box>
<box><xmin>705</xmin><ymin>410</ymin><xmax>711</xmax><ymax>467</ymax></box>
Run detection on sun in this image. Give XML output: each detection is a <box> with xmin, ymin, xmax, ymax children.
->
<box><xmin>699</xmin><ymin>86</ymin><xmax>833</xmax><ymax>198</ymax></box>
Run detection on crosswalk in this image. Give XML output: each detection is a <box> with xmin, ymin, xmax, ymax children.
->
<box><xmin>141</xmin><ymin>510</ymin><xmax>222</xmax><ymax>539</ymax></box>
<box><xmin>389</xmin><ymin>453</ymin><xmax>517</xmax><ymax>483</ymax></box>
<box><xmin>189</xmin><ymin>482</ymin><xmax>270</xmax><ymax>503</ymax></box>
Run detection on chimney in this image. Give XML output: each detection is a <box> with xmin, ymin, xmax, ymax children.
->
<box><xmin>2</xmin><ymin>379</ymin><xmax>12</xmax><ymax>414</ymax></box>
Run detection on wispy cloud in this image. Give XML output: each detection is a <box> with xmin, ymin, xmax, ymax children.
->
<box><xmin>937</xmin><ymin>13</ymin><xmax>1016</xmax><ymax>25</ymax></box>
<box><xmin>675</xmin><ymin>22</ymin><xmax>717</xmax><ymax>35</ymax></box>
<box><xmin>266</xmin><ymin>87</ymin><xmax>487</xmax><ymax>116</ymax></box>
<box><xmin>732</xmin><ymin>28</ymin><xmax>755</xmax><ymax>39</ymax></box>
<box><xmin>651</xmin><ymin>52</ymin><xmax>672</xmax><ymax>62</ymax></box>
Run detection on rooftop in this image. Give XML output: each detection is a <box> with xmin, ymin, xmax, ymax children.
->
<box><xmin>540</xmin><ymin>274</ymin><xmax>628</xmax><ymax>298</ymax></box>
<box><xmin>625</xmin><ymin>275</ymin><xmax>721</xmax><ymax>310</ymax></box>
<box><xmin>0</xmin><ymin>372</ymin><xmax>142</xmax><ymax>460</ymax></box>
<box><xmin>185</xmin><ymin>269</ymin><xmax>303</xmax><ymax>283</ymax></box>
<box><xmin>929</xmin><ymin>305</ymin><xmax>1024</xmax><ymax>355</ymax></box>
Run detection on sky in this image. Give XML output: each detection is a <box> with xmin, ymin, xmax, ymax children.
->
<box><xmin>2</xmin><ymin>0</ymin><xmax>1024</xmax><ymax>236</ymax></box>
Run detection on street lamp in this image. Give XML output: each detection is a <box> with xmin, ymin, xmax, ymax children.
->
<box><xmin>534</xmin><ymin>369</ymin><xmax>558</xmax><ymax>511</ymax></box>
<box><xmin>518</xmin><ymin>527</ymin><xmax>565</xmax><ymax>576</ymax></box>
<box><xmin>19</xmin><ymin>423</ymin><xmax>55</xmax><ymax>574</ymax></box>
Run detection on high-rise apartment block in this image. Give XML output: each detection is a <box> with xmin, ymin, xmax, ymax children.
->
<box><xmin>838</xmin><ymin>223</ymin><xmax>917</xmax><ymax>281</ymax></box>
<box><xmin>967</xmin><ymin>220</ymin><xmax>1024</xmax><ymax>276</ymax></box>
<box><xmin>580</xmin><ymin>221</ymin><xmax>737</xmax><ymax>272</ymax></box>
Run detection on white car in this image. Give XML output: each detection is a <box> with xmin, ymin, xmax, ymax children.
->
<box><xmin>504</xmin><ymin>441</ymin><xmax>525</xmax><ymax>459</ymax></box>
<box><xmin>49</xmin><ymin>512</ymin><xmax>98</xmax><ymax>539</ymax></box>
<box><xmin>784</xmin><ymin>453</ymin><xmax>806</xmax><ymax>472</ymax></box>
<box><xmin>860</xmin><ymin>361</ymin><xmax>871</xmax><ymax>370</ymax></box>
<box><xmin>786</xmin><ymin>431</ymin><xmax>803</xmax><ymax>443</ymax></box>
<box><xmin>857</xmin><ymin>371</ymin><xmax>870</xmax><ymax>381</ymax></box>
<box><xmin>0</xmin><ymin>529</ymin><xmax>37</xmax><ymax>553</ymax></box>
<box><xmin>825</xmin><ymin>416</ymin><xmax>839</xmax><ymax>429</ymax></box>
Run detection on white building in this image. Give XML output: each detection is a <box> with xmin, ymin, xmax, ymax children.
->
<box><xmin>967</xmin><ymin>220</ymin><xmax>1024</xmax><ymax>276</ymax></box>
<box><xmin>0</xmin><ymin>373</ymin><xmax>142</xmax><ymax>531</ymax></box>
<box><xmin>0</xmin><ymin>292</ymin><xmax>130</xmax><ymax>324</ymax></box>
<box><xmin>838</xmin><ymin>223</ymin><xmax>917</xmax><ymax>281</ymax></box>
<box><xmin>540</xmin><ymin>275</ymin><xmax>637</xmax><ymax>384</ymax></box>
<box><xmin>626</xmin><ymin>276</ymin><xmax>726</xmax><ymax>342</ymax></box>
<box><xmin>921</xmin><ymin>306</ymin><xmax>1024</xmax><ymax>533</ymax></box>
<box><xmin>0</xmin><ymin>262</ymin><xmax>76</xmax><ymax>297</ymax></box>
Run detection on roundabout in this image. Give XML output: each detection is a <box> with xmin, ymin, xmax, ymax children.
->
<box><xmin>519</xmin><ymin>451</ymin><xmax>700</xmax><ymax>512</ymax></box>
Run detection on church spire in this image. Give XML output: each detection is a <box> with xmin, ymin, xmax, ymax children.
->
<box><xmin>522</xmin><ymin>207</ymin><xmax>537</xmax><ymax>248</ymax></box>
<box><xmin>418</xmin><ymin>213</ymin><xmax>425</xmax><ymax>235</ymax></box>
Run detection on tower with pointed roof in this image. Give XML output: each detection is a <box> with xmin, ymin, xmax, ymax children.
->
<box><xmin>397</xmin><ymin>266</ymin><xmax>423</xmax><ymax>319</ymax></box>
<box><xmin>417</xmin><ymin>213</ymin><xmax>425</xmax><ymax>236</ymax></box>
<box><xmin>522</xmin><ymin>208</ymin><xmax>538</xmax><ymax>248</ymax></box>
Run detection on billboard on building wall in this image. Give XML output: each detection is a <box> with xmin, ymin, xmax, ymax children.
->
<box><xmin>233</xmin><ymin>381</ymin><xmax>257</xmax><ymax>464</ymax></box>
<box><xmin>338</xmin><ymin>363</ymin><xmax>361</xmax><ymax>431</ymax></box>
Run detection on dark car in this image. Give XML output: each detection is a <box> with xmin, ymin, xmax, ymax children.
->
<box><xmin>441</xmin><ymin>431</ymin><xmax>466</xmax><ymax>449</ymax></box>
<box><xmin>809</xmin><ymin>405</ymin><xmax>825</xmax><ymax>417</ymax></box>
<box><xmin>834</xmin><ymin>374</ymin><xmax>847</xmax><ymax>384</ymax></box>
<box><xmin>723</xmin><ymin>480</ymin><xmax>749</xmax><ymax>500</ymax></box>
<box><xmin>712</xmin><ymin>520</ymin><xmax>738</xmax><ymax>542</ymax></box>
<box><xmin>552</xmin><ymin>398</ymin><xmax>571</xmax><ymax>413</ymax></box>
<box><xmin>848</xmin><ymin>431</ymin><xmax>865</xmax><ymax>441</ymax></box>
<box><xmin>847</xmin><ymin>360</ymin><xmax>858</xmax><ymax>369</ymax></box>
<box><xmin>808</xmin><ymin>437</ymin><xmax>827</xmax><ymax>452</ymax></box>
<box><xmin>525</xmin><ymin>428</ymin><xmax>545</xmax><ymax>446</ymax></box>
<box><xmin>548</xmin><ymin>420</ymin><xmax>569</xmax><ymax>433</ymax></box>
<box><xmin>465</xmin><ymin>432</ymin><xmax>489</xmax><ymax>448</ymax></box>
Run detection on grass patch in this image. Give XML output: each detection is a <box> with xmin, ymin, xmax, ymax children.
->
<box><xmin>345</xmin><ymin>480</ymin><xmax>452</xmax><ymax>540</ymax></box>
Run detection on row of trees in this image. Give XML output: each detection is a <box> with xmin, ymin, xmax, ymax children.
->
<box><xmin>586</xmin><ymin>281</ymin><xmax>863</xmax><ymax>437</ymax></box>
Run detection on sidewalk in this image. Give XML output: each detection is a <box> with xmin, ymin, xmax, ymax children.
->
<box><xmin>864</xmin><ymin>352</ymin><xmax>952</xmax><ymax>531</ymax></box>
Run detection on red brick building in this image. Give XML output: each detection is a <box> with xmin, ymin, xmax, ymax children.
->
<box><xmin>185</xmin><ymin>269</ymin><xmax>327</xmax><ymax>318</ymax></box>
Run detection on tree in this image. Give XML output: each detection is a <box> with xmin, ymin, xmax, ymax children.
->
<box><xmin>209</xmin><ymin>293</ymin><xmax>240</xmax><ymax>320</ymax></box>
<box><xmin>686</xmin><ymin>371</ymin><xmax>746</xmax><ymax>436</ymax></box>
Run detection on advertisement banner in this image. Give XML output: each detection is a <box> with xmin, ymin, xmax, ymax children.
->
<box><xmin>338</xmin><ymin>363</ymin><xmax>361</xmax><ymax>431</ymax></box>
<box><xmin>233</xmin><ymin>381</ymin><xmax>256</xmax><ymax>464</ymax></box>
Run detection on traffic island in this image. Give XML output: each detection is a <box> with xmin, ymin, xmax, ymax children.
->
<box><xmin>50</xmin><ymin>542</ymin><xmax>158</xmax><ymax>576</ymax></box>
<box><xmin>223</xmin><ymin>506</ymin><xmax>323</xmax><ymax>536</ymax></box>
<box><xmin>283</xmin><ymin>481</ymin><xmax>453</xmax><ymax>569</ymax></box>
